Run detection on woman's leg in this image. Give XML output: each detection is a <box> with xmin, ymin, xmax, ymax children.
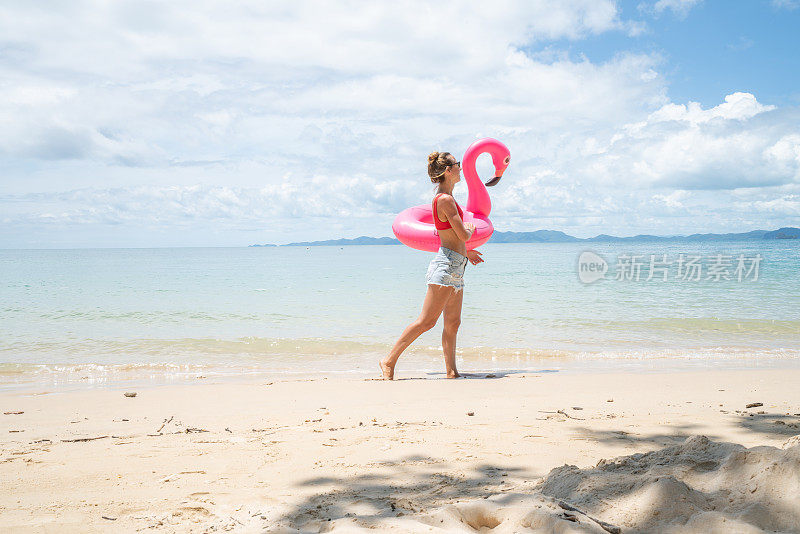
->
<box><xmin>441</xmin><ymin>287</ymin><xmax>463</xmax><ymax>378</ymax></box>
<box><xmin>380</xmin><ymin>284</ymin><xmax>454</xmax><ymax>380</ymax></box>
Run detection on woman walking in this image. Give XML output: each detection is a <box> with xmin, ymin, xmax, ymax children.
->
<box><xmin>380</xmin><ymin>151</ymin><xmax>484</xmax><ymax>380</ymax></box>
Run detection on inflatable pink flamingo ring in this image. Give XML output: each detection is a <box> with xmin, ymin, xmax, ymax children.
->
<box><xmin>392</xmin><ymin>138</ymin><xmax>510</xmax><ymax>252</ymax></box>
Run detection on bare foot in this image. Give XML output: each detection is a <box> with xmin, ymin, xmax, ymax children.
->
<box><xmin>379</xmin><ymin>360</ymin><xmax>394</xmax><ymax>380</ymax></box>
<box><xmin>446</xmin><ymin>370</ymin><xmax>461</xmax><ymax>379</ymax></box>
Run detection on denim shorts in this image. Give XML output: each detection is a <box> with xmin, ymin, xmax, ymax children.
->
<box><xmin>425</xmin><ymin>247</ymin><xmax>468</xmax><ymax>292</ymax></box>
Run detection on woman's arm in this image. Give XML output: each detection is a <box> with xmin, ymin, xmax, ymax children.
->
<box><xmin>437</xmin><ymin>195</ymin><xmax>474</xmax><ymax>242</ymax></box>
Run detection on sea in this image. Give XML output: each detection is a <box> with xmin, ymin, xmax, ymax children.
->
<box><xmin>1</xmin><ymin>241</ymin><xmax>798</xmax><ymax>390</ymax></box>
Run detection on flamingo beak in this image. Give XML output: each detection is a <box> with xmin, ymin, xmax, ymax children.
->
<box><xmin>485</xmin><ymin>163</ymin><xmax>507</xmax><ymax>186</ymax></box>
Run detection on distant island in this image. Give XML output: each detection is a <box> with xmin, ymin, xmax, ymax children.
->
<box><xmin>250</xmin><ymin>227</ymin><xmax>799</xmax><ymax>247</ymax></box>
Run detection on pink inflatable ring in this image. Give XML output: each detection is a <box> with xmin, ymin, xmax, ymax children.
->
<box><xmin>392</xmin><ymin>138</ymin><xmax>510</xmax><ymax>252</ymax></box>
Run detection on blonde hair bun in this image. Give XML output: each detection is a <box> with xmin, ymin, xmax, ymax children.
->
<box><xmin>427</xmin><ymin>151</ymin><xmax>451</xmax><ymax>183</ymax></box>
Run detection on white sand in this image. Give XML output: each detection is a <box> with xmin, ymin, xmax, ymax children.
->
<box><xmin>2</xmin><ymin>368</ymin><xmax>799</xmax><ymax>533</ymax></box>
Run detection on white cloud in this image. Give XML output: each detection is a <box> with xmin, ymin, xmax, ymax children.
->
<box><xmin>772</xmin><ymin>0</ymin><xmax>800</xmax><ymax>10</ymax></box>
<box><xmin>650</xmin><ymin>0</ymin><xmax>702</xmax><ymax>18</ymax></box>
<box><xmin>575</xmin><ymin>93</ymin><xmax>798</xmax><ymax>190</ymax></box>
<box><xmin>0</xmin><ymin>1</ymin><xmax>628</xmax><ymax>79</ymax></box>
<box><xmin>646</xmin><ymin>92</ymin><xmax>776</xmax><ymax>125</ymax></box>
<box><xmin>736</xmin><ymin>195</ymin><xmax>800</xmax><ymax>215</ymax></box>
<box><xmin>2</xmin><ymin>177</ymin><xmax>422</xmax><ymax>226</ymax></box>
<box><xmin>1</xmin><ymin>1</ymin><xmax>799</xmax><ymax>247</ymax></box>
<box><xmin>764</xmin><ymin>134</ymin><xmax>800</xmax><ymax>172</ymax></box>
<box><xmin>0</xmin><ymin>1</ymin><xmax>649</xmax><ymax>172</ymax></box>
<box><xmin>652</xmin><ymin>190</ymin><xmax>689</xmax><ymax>208</ymax></box>
<box><xmin>727</xmin><ymin>36</ymin><xmax>754</xmax><ymax>52</ymax></box>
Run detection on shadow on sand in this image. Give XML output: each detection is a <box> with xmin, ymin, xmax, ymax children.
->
<box><xmin>268</xmin><ymin>418</ymin><xmax>800</xmax><ymax>533</ymax></box>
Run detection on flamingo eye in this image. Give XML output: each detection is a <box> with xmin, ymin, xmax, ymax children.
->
<box><xmin>503</xmin><ymin>156</ymin><xmax>510</xmax><ymax>165</ymax></box>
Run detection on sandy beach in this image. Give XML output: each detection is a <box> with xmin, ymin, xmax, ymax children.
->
<box><xmin>2</xmin><ymin>368</ymin><xmax>799</xmax><ymax>533</ymax></box>
<box><xmin>4</xmin><ymin>0</ymin><xmax>800</xmax><ymax>532</ymax></box>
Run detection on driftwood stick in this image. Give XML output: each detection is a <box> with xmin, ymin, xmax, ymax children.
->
<box><xmin>538</xmin><ymin>410</ymin><xmax>586</xmax><ymax>421</ymax></box>
<box><xmin>558</xmin><ymin>501</ymin><xmax>621</xmax><ymax>534</ymax></box>
<box><xmin>156</xmin><ymin>416</ymin><xmax>174</xmax><ymax>434</ymax></box>
<box><xmin>61</xmin><ymin>436</ymin><xmax>109</xmax><ymax>443</ymax></box>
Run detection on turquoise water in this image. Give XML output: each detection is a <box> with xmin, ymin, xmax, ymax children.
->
<box><xmin>1</xmin><ymin>241</ymin><xmax>798</xmax><ymax>388</ymax></box>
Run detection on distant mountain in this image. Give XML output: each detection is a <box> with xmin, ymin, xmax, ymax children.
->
<box><xmin>762</xmin><ymin>227</ymin><xmax>800</xmax><ymax>239</ymax></box>
<box><xmin>491</xmin><ymin>230</ymin><xmax>581</xmax><ymax>243</ymax></box>
<box><xmin>249</xmin><ymin>227</ymin><xmax>799</xmax><ymax>247</ymax></box>
<box><xmin>585</xmin><ymin>229</ymin><xmax>775</xmax><ymax>242</ymax></box>
<box><xmin>680</xmin><ymin>230</ymin><xmax>769</xmax><ymax>241</ymax></box>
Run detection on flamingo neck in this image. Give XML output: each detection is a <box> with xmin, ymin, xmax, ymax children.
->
<box><xmin>463</xmin><ymin>141</ymin><xmax>492</xmax><ymax>217</ymax></box>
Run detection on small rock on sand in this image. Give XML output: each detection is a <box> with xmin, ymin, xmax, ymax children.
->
<box><xmin>124</xmin><ymin>392</ymin><xmax>137</xmax><ymax>398</ymax></box>
<box><xmin>746</xmin><ymin>402</ymin><xmax>763</xmax><ymax>409</ymax></box>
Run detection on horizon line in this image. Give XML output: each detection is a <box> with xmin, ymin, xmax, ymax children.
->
<box><xmin>3</xmin><ymin>226</ymin><xmax>798</xmax><ymax>250</ymax></box>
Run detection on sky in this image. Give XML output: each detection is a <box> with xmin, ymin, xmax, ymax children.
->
<box><xmin>1</xmin><ymin>0</ymin><xmax>799</xmax><ymax>248</ymax></box>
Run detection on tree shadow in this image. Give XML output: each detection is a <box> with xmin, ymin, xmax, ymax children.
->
<box><xmin>269</xmin><ymin>455</ymin><xmax>534</xmax><ymax>531</ymax></box>
<box><xmin>569</xmin><ymin>423</ymin><xmax>721</xmax><ymax>448</ymax></box>
<box><xmin>266</xmin><ymin>422</ymin><xmax>800</xmax><ymax>533</ymax></box>
<box><xmin>535</xmin><ymin>433</ymin><xmax>800</xmax><ymax>534</ymax></box>
<box><xmin>735</xmin><ymin>411</ymin><xmax>800</xmax><ymax>439</ymax></box>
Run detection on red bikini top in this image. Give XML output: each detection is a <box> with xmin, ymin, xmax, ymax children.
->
<box><xmin>432</xmin><ymin>193</ymin><xmax>464</xmax><ymax>231</ymax></box>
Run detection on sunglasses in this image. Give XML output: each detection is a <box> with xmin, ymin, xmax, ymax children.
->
<box><xmin>449</xmin><ymin>161</ymin><xmax>461</xmax><ymax>168</ymax></box>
